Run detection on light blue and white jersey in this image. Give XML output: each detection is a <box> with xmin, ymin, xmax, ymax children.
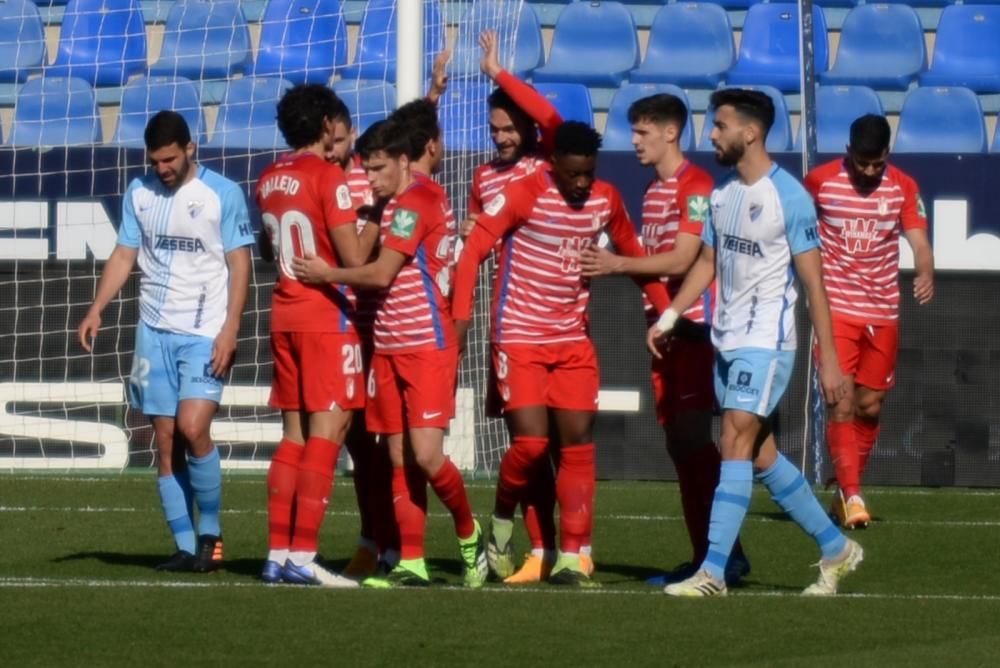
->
<box><xmin>702</xmin><ymin>164</ymin><xmax>820</xmax><ymax>351</ymax></box>
<box><xmin>117</xmin><ymin>166</ymin><xmax>254</xmax><ymax>338</ymax></box>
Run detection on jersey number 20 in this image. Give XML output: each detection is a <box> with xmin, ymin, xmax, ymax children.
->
<box><xmin>261</xmin><ymin>210</ymin><xmax>316</xmax><ymax>281</ymax></box>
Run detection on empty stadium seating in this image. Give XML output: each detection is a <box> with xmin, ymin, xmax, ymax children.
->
<box><xmin>8</xmin><ymin>76</ymin><xmax>100</xmax><ymax>145</ymax></box>
<box><xmin>819</xmin><ymin>4</ymin><xmax>926</xmax><ymax>91</ymax></box>
<box><xmin>531</xmin><ymin>1</ymin><xmax>639</xmax><ymax>88</ymax></box>
<box><xmin>919</xmin><ymin>5</ymin><xmax>1000</xmax><ymax>94</ymax></box>
<box><xmin>725</xmin><ymin>3</ymin><xmax>829</xmax><ymax>92</ymax></box>
<box><xmin>603</xmin><ymin>83</ymin><xmax>695</xmax><ymax>152</ymax></box>
<box><xmin>46</xmin><ymin>0</ymin><xmax>147</xmax><ymax>88</ymax></box>
<box><xmin>252</xmin><ymin>0</ymin><xmax>347</xmax><ymax>86</ymax></box>
<box><xmin>331</xmin><ymin>79</ymin><xmax>396</xmax><ymax>134</ymax></box>
<box><xmin>337</xmin><ymin>0</ymin><xmax>444</xmax><ymax>82</ymax></box>
<box><xmin>629</xmin><ymin>3</ymin><xmax>735</xmax><ymax>89</ymax></box>
<box><xmin>449</xmin><ymin>1</ymin><xmax>543</xmax><ymax>80</ymax></box>
<box><xmin>438</xmin><ymin>79</ymin><xmax>493</xmax><ymax>151</ymax></box>
<box><xmin>149</xmin><ymin>0</ymin><xmax>251</xmax><ymax>81</ymax></box>
<box><xmin>532</xmin><ymin>82</ymin><xmax>594</xmax><ymax>125</ymax></box>
<box><xmin>111</xmin><ymin>75</ymin><xmax>204</xmax><ymax>146</ymax></box>
<box><xmin>894</xmin><ymin>86</ymin><xmax>988</xmax><ymax>153</ymax></box>
<box><xmin>0</xmin><ymin>0</ymin><xmax>45</xmax><ymax>84</ymax></box>
<box><xmin>698</xmin><ymin>85</ymin><xmax>792</xmax><ymax>152</ymax></box>
<box><xmin>796</xmin><ymin>85</ymin><xmax>885</xmax><ymax>152</ymax></box>
<box><xmin>205</xmin><ymin>77</ymin><xmax>291</xmax><ymax>149</ymax></box>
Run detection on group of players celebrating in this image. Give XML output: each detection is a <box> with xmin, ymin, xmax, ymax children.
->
<box><xmin>80</xmin><ymin>31</ymin><xmax>934</xmax><ymax>596</ymax></box>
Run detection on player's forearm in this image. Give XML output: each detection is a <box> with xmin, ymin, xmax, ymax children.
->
<box><xmin>495</xmin><ymin>71</ymin><xmax>562</xmax><ymax>135</ymax></box>
<box><xmin>799</xmin><ymin>258</ymin><xmax>838</xmax><ymax>366</ymax></box>
<box><xmin>89</xmin><ymin>245</ymin><xmax>137</xmax><ymax>314</ymax></box>
<box><xmin>668</xmin><ymin>247</ymin><xmax>714</xmax><ymax>315</ymax></box>
<box><xmin>617</xmin><ymin>251</ymin><xmax>693</xmax><ymax>278</ymax></box>
<box><xmin>222</xmin><ymin>247</ymin><xmax>251</xmax><ymax>334</ymax></box>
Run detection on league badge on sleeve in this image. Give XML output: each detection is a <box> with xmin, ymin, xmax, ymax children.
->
<box><xmin>390</xmin><ymin>208</ymin><xmax>418</xmax><ymax>239</ymax></box>
<box><xmin>484</xmin><ymin>194</ymin><xmax>505</xmax><ymax>216</ymax></box>
<box><xmin>687</xmin><ymin>195</ymin><xmax>710</xmax><ymax>223</ymax></box>
<box><xmin>916</xmin><ymin>194</ymin><xmax>927</xmax><ymax>219</ymax></box>
<box><xmin>336</xmin><ymin>184</ymin><xmax>353</xmax><ymax>210</ymax></box>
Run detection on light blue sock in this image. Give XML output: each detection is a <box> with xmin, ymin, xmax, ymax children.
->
<box><xmin>188</xmin><ymin>448</ymin><xmax>222</xmax><ymax>537</ymax></box>
<box><xmin>174</xmin><ymin>469</ymin><xmax>194</xmax><ymax>519</ymax></box>
<box><xmin>757</xmin><ymin>453</ymin><xmax>846</xmax><ymax>560</ymax></box>
<box><xmin>157</xmin><ymin>475</ymin><xmax>196</xmax><ymax>554</ymax></box>
<box><xmin>702</xmin><ymin>460</ymin><xmax>753</xmax><ymax>581</ymax></box>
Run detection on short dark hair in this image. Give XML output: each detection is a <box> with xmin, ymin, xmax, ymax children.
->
<box><xmin>355</xmin><ymin>121</ymin><xmax>385</xmax><ymax>160</ymax></box>
<box><xmin>488</xmin><ymin>87</ymin><xmax>537</xmax><ymax>152</ymax></box>
<box><xmin>709</xmin><ymin>88</ymin><xmax>775</xmax><ymax>137</ymax></box>
<box><xmin>144</xmin><ymin>110</ymin><xmax>192</xmax><ymax>151</ymax></box>
<box><xmin>553</xmin><ymin>121</ymin><xmax>602</xmax><ymax>158</ymax></box>
<box><xmin>849</xmin><ymin>114</ymin><xmax>891</xmax><ymax>157</ymax></box>
<box><xmin>357</xmin><ymin>119</ymin><xmax>417</xmax><ymax>161</ymax></box>
<box><xmin>391</xmin><ymin>98</ymin><xmax>441</xmax><ymax>141</ymax></box>
<box><xmin>276</xmin><ymin>84</ymin><xmax>348</xmax><ymax>150</ymax></box>
<box><xmin>627</xmin><ymin>93</ymin><xmax>688</xmax><ymax>134</ymax></box>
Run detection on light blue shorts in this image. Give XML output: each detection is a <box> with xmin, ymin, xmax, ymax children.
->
<box><xmin>128</xmin><ymin>320</ymin><xmax>223</xmax><ymax>417</ymax></box>
<box><xmin>714</xmin><ymin>347</ymin><xmax>796</xmax><ymax>418</ymax></box>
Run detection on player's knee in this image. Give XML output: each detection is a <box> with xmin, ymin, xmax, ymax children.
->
<box><xmin>856</xmin><ymin>398</ymin><xmax>882</xmax><ymax>421</ymax></box>
<box><xmin>411</xmin><ymin>447</ymin><xmax>444</xmax><ymax>475</ymax></box>
<box><xmin>176</xmin><ymin>417</ymin><xmax>211</xmax><ymax>451</ymax></box>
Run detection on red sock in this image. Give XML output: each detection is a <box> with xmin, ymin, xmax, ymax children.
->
<box><xmin>494</xmin><ymin>436</ymin><xmax>548</xmax><ymax>519</ymax></box>
<box><xmin>289</xmin><ymin>437</ymin><xmax>340</xmax><ymax>553</ymax></box>
<box><xmin>370</xmin><ymin>442</ymin><xmax>399</xmax><ymax>553</ymax></box>
<box><xmin>345</xmin><ymin>426</ymin><xmax>375</xmax><ymax>543</ymax></box>
<box><xmin>556</xmin><ymin>443</ymin><xmax>595</xmax><ymax>554</ymax></box>
<box><xmin>827</xmin><ymin>420</ymin><xmax>860</xmax><ymax>498</ymax></box>
<box><xmin>267</xmin><ymin>438</ymin><xmax>304</xmax><ymax>550</ymax></box>
<box><xmin>854</xmin><ymin>417</ymin><xmax>880</xmax><ymax>479</ymax></box>
<box><xmin>673</xmin><ymin>442</ymin><xmax>721</xmax><ymax>564</ymax></box>
<box><xmin>392</xmin><ymin>466</ymin><xmax>427</xmax><ymax>560</ymax></box>
<box><xmin>428</xmin><ymin>458</ymin><xmax>475</xmax><ymax>539</ymax></box>
<box><xmin>521</xmin><ymin>459</ymin><xmax>557</xmax><ymax>550</ymax></box>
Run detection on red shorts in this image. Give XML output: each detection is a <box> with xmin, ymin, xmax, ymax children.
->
<box><xmin>650</xmin><ymin>332</ymin><xmax>716</xmax><ymax>425</ymax></box>
<box><xmin>365</xmin><ymin>347</ymin><xmax>458</xmax><ymax>434</ymax></box>
<box><xmin>269</xmin><ymin>331</ymin><xmax>366</xmax><ymax>412</ymax></box>
<box><xmin>491</xmin><ymin>340</ymin><xmax>600</xmax><ymax>414</ymax></box>
<box><xmin>827</xmin><ymin>316</ymin><xmax>899</xmax><ymax>390</ymax></box>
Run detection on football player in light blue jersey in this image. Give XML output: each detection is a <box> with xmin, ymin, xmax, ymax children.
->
<box><xmin>78</xmin><ymin>111</ymin><xmax>254</xmax><ymax>573</ymax></box>
<box><xmin>649</xmin><ymin>89</ymin><xmax>863</xmax><ymax>597</ymax></box>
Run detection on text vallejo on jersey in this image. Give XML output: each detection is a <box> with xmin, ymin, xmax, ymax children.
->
<box><xmin>155</xmin><ymin>234</ymin><xmax>206</xmax><ymax>252</ymax></box>
<box><xmin>722</xmin><ymin>234</ymin><xmax>764</xmax><ymax>257</ymax></box>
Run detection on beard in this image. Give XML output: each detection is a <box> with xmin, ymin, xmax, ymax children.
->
<box><xmin>714</xmin><ymin>141</ymin><xmax>744</xmax><ymax>167</ymax></box>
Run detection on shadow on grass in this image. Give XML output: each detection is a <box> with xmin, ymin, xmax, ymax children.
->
<box><xmin>53</xmin><ymin>551</ymin><xmax>165</xmax><ymax>569</ymax></box>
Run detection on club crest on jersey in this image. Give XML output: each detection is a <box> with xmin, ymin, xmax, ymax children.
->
<box><xmin>346</xmin><ymin>377</ymin><xmax>355</xmax><ymax>400</ymax></box>
<box><xmin>484</xmin><ymin>194</ymin><xmax>505</xmax><ymax>216</ymax></box>
<box><xmin>390</xmin><ymin>208</ymin><xmax>418</xmax><ymax>239</ymax></box>
<box><xmin>748</xmin><ymin>201</ymin><xmax>763</xmax><ymax>222</ymax></box>
<box><xmin>687</xmin><ymin>195</ymin><xmax>709</xmax><ymax>223</ymax></box>
<box><xmin>186</xmin><ymin>200</ymin><xmax>204</xmax><ymax>218</ymax></box>
<box><xmin>336</xmin><ymin>184</ymin><xmax>352</xmax><ymax>210</ymax></box>
<box><xmin>878</xmin><ymin>197</ymin><xmax>889</xmax><ymax>216</ymax></box>
<box><xmin>591</xmin><ymin>212</ymin><xmax>602</xmax><ymax>231</ymax></box>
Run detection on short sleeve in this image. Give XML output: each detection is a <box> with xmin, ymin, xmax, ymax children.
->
<box><xmin>897</xmin><ymin>170</ymin><xmax>929</xmax><ymax>232</ymax></box>
<box><xmin>324</xmin><ymin>164</ymin><xmax>359</xmax><ymax>231</ymax></box>
<box><xmin>116</xmin><ymin>179</ymin><xmax>142</xmax><ymax>248</ymax></box>
<box><xmin>220</xmin><ymin>182</ymin><xmax>254</xmax><ymax>253</ymax></box>
<box><xmin>700</xmin><ymin>198</ymin><xmax>717</xmax><ymax>248</ymax></box>
<box><xmin>382</xmin><ymin>188</ymin><xmax>438</xmax><ymax>258</ymax></box>
<box><xmin>677</xmin><ymin>169</ymin><xmax>714</xmax><ymax>238</ymax></box>
<box><xmin>782</xmin><ymin>191</ymin><xmax>821</xmax><ymax>255</ymax></box>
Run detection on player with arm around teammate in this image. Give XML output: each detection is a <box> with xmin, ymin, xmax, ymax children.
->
<box><xmin>78</xmin><ymin>111</ymin><xmax>253</xmax><ymax>572</ymax></box>
<box><xmin>804</xmin><ymin>114</ymin><xmax>934</xmax><ymax>529</ymax></box>
<box><xmin>653</xmin><ymin>90</ymin><xmax>862</xmax><ymax>597</ymax></box>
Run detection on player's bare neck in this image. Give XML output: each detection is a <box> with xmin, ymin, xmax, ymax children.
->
<box><xmin>736</xmin><ymin>151</ymin><xmax>772</xmax><ymax>186</ymax></box>
<box><xmin>292</xmin><ymin>144</ymin><xmax>326</xmax><ymax>161</ymax></box>
<box><xmin>655</xmin><ymin>148</ymin><xmax>686</xmax><ymax>182</ymax></box>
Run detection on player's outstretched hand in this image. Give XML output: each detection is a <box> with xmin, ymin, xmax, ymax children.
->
<box><xmin>479</xmin><ymin>30</ymin><xmax>502</xmax><ymax>79</ymax></box>
<box><xmin>460</xmin><ymin>213</ymin><xmax>478</xmax><ymax>239</ymax></box>
<box><xmin>291</xmin><ymin>254</ymin><xmax>334</xmax><ymax>284</ymax></box>
<box><xmin>211</xmin><ymin>327</ymin><xmax>237</xmax><ymax>377</ymax></box>
<box><xmin>428</xmin><ymin>49</ymin><xmax>451</xmax><ymax>103</ymax></box>
<box><xmin>580</xmin><ymin>246</ymin><xmax>624</xmax><ymax>277</ymax></box>
<box><xmin>914</xmin><ymin>272</ymin><xmax>934</xmax><ymax>305</ymax></box>
<box><xmin>78</xmin><ymin>311</ymin><xmax>101</xmax><ymax>352</ymax></box>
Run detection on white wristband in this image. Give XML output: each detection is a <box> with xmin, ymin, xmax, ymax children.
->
<box><xmin>655</xmin><ymin>307</ymin><xmax>680</xmax><ymax>334</ymax></box>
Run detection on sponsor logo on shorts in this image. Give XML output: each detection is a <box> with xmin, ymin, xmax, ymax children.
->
<box><xmin>422</xmin><ymin>411</ymin><xmax>442</xmax><ymax>420</ymax></box>
<box><xmin>728</xmin><ymin>370</ymin><xmax>760</xmax><ymax>397</ymax></box>
<box><xmin>346</xmin><ymin>377</ymin><xmax>355</xmax><ymax>400</ymax></box>
<box><xmin>192</xmin><ymin>362</ymin><xmax>222</xmax><ymax>386</ymax></box>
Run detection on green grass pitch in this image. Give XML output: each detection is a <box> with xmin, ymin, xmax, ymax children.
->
<box><xmin>2</xmin><ymin>473</ymin><xmax>1000</xmax><ymax>667</ymax></box>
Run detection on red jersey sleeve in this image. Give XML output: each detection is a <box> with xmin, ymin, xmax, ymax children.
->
<box><xmin>319</xmin><ymin>162</ymin><xmax>360</xmax><ymax>233</ymax></box>
<box><xmin>675</xmin><ymin>165</ymin><xmax>714</xmax><ymax>238</ymax></box>
<box><xmin>803</xmin><ymin>159</ymin><xmax>839</xmax><ymax>203</ymax></box>
<box><xmin>604</xmin><ymin>185</ymin><xmax>671</xmax><ymax>313</ymax></box>
<box><xmin>495</xmin><ymin>70</ymin><xmax>563</xmax><ymax>156</ymax></box>
<box><xmin>381</xmin><ymin>186</ymin><xmax>441</xmax><ymax>258</ymax></box>
<box><xmin>468</xmin><ymin>164</ymin><xmax>485</xmax><ymax>216</ymax></box>
<box><xmin>894</xmin><ymin>167</ymin><xmax>929</xmax><ymax>231</ymax></box>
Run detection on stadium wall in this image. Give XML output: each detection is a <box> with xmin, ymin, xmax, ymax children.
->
<box><xmin>2</xmin><ymin>149</ymin><xmax>999</xmax><ymax>486</ymax></box>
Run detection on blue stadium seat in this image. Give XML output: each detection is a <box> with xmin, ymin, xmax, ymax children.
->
<box><xmin>449</xmin><ymin>1</ymin><xmax>543</xmax><ymax>80</ymax></box>
<box><xmin>438</xmin><ymin>79</ymin><xmax>493</xmax><ymax>151</ymax></box>
<box><xmin>0</xmin><ymin>0</ymin><xmax>45</xmax><ymax>84</ymax></box>
<box><xmin>252</xmin><ymin>0</ymin><xmax>347</xmax><ymax>86</ymax></box>
<box><xmin>689</xmin><ymin>0</ymin><xmax>763</xmax><ymax>9</ymax></box>
<box><xmin>205</xmin><ymin>77</ymin><xmax>292</xmax><ymax>149</ymax></box>
<box><xmin>603</xmin><ymin>83</ymin><xmax>695</xmax><ymax>152</ymax></box>
<box><xmin>46</xmin><ymin>0</ymin><xmax>146</xmax><ymax>87</ymax></box>
<box><xmin>331</xmin><ymin>79</ymin><xmax>395</xmax><ymax>134</ymax></box>
<box><xmin>8</xmin><ymin>76</ymin><xmax>100</xmax><ymax>145</ymax></box>
<box><xmin>698</xmin><ymin>85</ymin><xmax>792</xmax><ymax>152</ymax></box>
<box><xmin>337</xmin><ymin>0</ymin><xmax>444</xmax><ymax>82</ymax></box>
<box><xmin>819</xmin><ymin>5</ymin><xmax>925</xmax><ymax>91</ymax></box>
<box><xmin>874</xmin><ymin>0</ymin><xmax>948</xmax><ymax>7</ymax></box>
<box><xmin>919</xmin><ymin>6</ymin><xmax>1000</xmax><ymax>94</ymax></box>
<box><xmin>629</xmin><ymin>3</ymin><xmax>734</xmax><ymax>89</ymax></box>
<box><xmin>531</xmin><ymin>1</ymin><xmax>639</xmax><ymax>87</ymax></box>
<box><xmin>894</xmin><ymin>87</ymin><xmax>987</xmax><ymax>153</ymax></box>
<box><xmin>148</xmin><ymin>0</ymin><xmax>251</xmax><ymax>80</ymax></box>
<box><xmin>795</xmin><ymin>85</ymin><xmax>884</xmax><ymax>152</ymax></box>
<box><xmin>111</xmin><ymin>75</ymin><xmax>204</xmax><ymax>147</ymax></box>
<box><xmin>532</xmin><ymin>82</ymin><xmax>593</xmax><ymax>125</ymax></box>
<box><xmin>725</xmin><ymin>3</ymin><xmax>829</xmax><ymax>93</ymax></box>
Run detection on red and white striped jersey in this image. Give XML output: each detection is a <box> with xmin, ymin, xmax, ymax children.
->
<box><xmin>805</xmin><ymin>159</ymin><xmax>927</xmax><ymax>324</ymax></box>
<box><xmin>640</xmin><ymin>160</ymin><xmax>714</xmax><ymax>325</ymax></box>
<box><xmin>343</xmin><ymin>153</ymin><xmax>379</xmax><ymax>340</ymax></box>
<box><xmin>469</xmin><ymin>154</ymin><xmax>549</xmax><ymax>216</ymax></box>
<box><xmin>346</xmin><ymin>153</ymin><xmax>374</xmax><ymax>213</ymax></box>
<box><xmin>373</xmin><ymin>179</ymin><xmax>457</xmax><ymax>353</ymax></box>
<box><xmin>453</xmin><ymin>169</ymin><xmax>670</xmax><ymax>345</ymax></box>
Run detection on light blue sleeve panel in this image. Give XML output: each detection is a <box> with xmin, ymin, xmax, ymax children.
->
<box><xmin>116</xmin><ymin>178</ymin><xmax>143</xmax><ymax>248</ymax></box>
<box><xmin>701</xmin><ymin>193</ymin><xmax>717</xmax><ymax>248</ymax></box>
<box><xmin>203</xmin><ymin>168</ymin><xmax>254</xmax><ymax>253</ymax></box>
<box><xmin>773</xmin><ymin>168</ymin><xmax>820</xmax><ymax>256</ymax></box>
